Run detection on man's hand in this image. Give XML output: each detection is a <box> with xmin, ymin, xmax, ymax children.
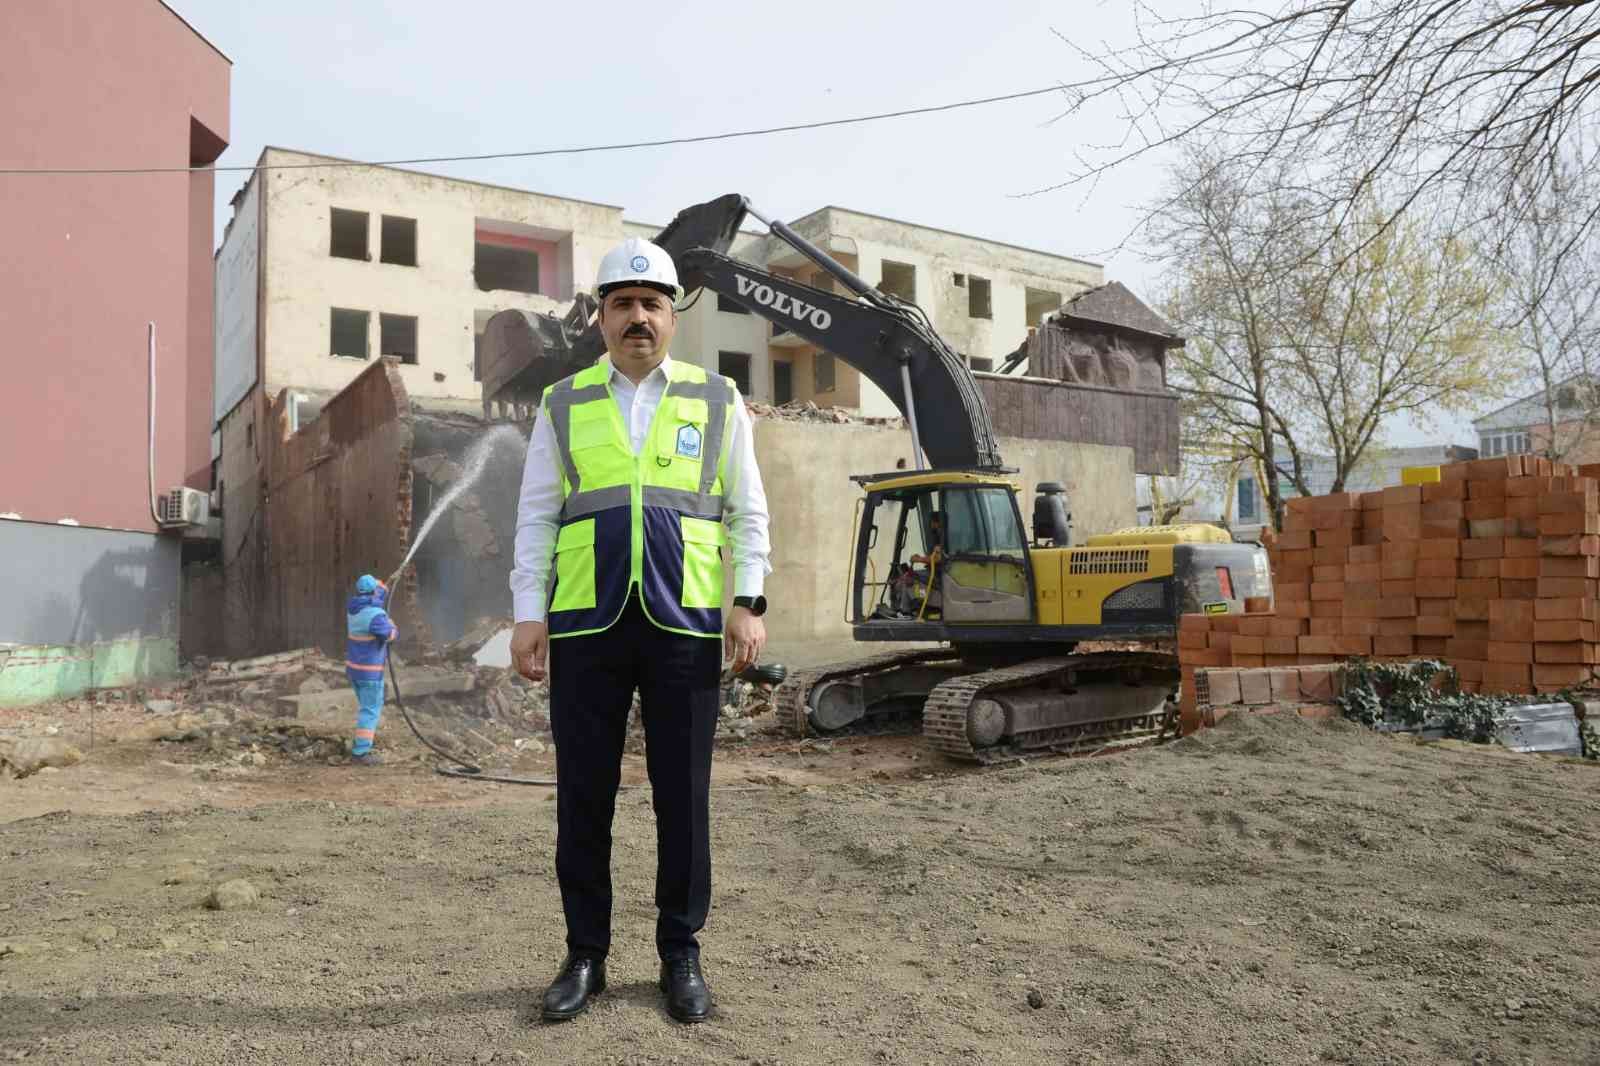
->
<box><xmin>511</xmin><ymin>621</ymin><xmax>549</xmax><ymax>682</ymax></box>
<box><xmin>725</xmin><ymin>606</ymin><xmax>766</xmax><ymax>674</ymax></box>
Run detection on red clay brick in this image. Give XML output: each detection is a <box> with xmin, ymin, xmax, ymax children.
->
<box><xmin>1537</xmin><ymin>577</ymin><xmax>1599</xmax><ymax>600</ymax></box>
<box><xmin>1447</xmin><ymin>638</ymin><xmax>1491</xmax><ymax>660</ymax></box>
<box><xmin>1461</xmin><ymin>538</ymin><xmax>1505</xmax><ymax>560</ymax></box>
<box><xmin>1482</xmin><ymin>661</ymin><xmax>1533</xmax><ymax>693</ymax></box>
<box><xmin>1454</xmin><ymin>620</ymin><xmax>1491</xmax><ymax>640</ymax></box>
<box><xmin>1535</xmin><ymin>642</ymin><xmax>1599</xmax><ymax>664</ymax></box>
<box><xmin>1466</xmin><ymin>476</ymin><xmax>1509</xmax><ymax>497</ymax></box>
<box><xmin>1537</xmin><ymin>490</ymin><xmax>1599</xmax><ymax>515</ymax></box>
<box><xmin>1540</xmin><ymin>534</ymin><xmax>1600</xmax><ymax>557</ymax></box>
<box><xmin>1541</xmin><ymin>555</ymin><xmax>1600</xmax><ymax>578</ymax></box>
<box><xmin>1267</xmin><ymin>668</ymin><xmax>1300</xmax><ymax>702</ymax></box>
<box><xmin>1262</xmin><ymin>636</ymin><xmax>1300</xmax><ymax>656</ymax></box>
<box><xmin>1310</xmin><ymin>600</ymin><xmax>1345</xmax><ymax>619</ymax></box>
<box><xmin>1280</xmin><ymin>600</ymin><xmax>1313</xmax><ymax>619</ymax></box>
<box><xmin>1316</xmin><ymin>528</ymin><xmax>1356</xmax><ymax>551</ymax></box>
<box><xmin>1244</xmin><ymin>595</ymin><xmax>1273</xmax><ymax>613</ymax></box>
<box><xmin>1505</xmin><ymin>476</ymin><xmax>1551</xmax><ymax>498</ymax></box>
<box><xmin>1415</xmin><ymin>615</ymin><xmax>1456</xmax><ymax>637</ymax></box>
<box><xmin>1502</xmin><ymin>579</ymin><xmax>1539</xmax><ymax>600</ymax></box>
<box><xmin>1382</xmin><ymin>541</ymin><xmax>1420</xmax><ymax>563</ymax></box>
<box><xmin>1297</xmin><ymin>704</ymin><xmax>1340</xmax><ymax>720</ymax></box>
<box><xmin>1179</xmin><ymin>628</ymin><xmax>1210</xmax><ymax>650</ymax></box>
<box><xmin>1415</xmin><ymin>636</ymin><xmax>1450</xmax><ymax>657</ymax></box>
<box><xmin>1464</xmin><ymin>498</ymin><xmax>1506</xmax><ymax>521</ymax></box>
<box><xmin>1452</xmin><ymin>659</ymin><xmax>1485</xmax><ymax>682</ymax></box>
<box><xmin>1462</xmin><ymin>558</ymin><xmax>1501</xmax><ymax>579</ymax></box>
<box><xmin>1454</xmin><ymin>598</ymin><xmax>1492</xmax><ymax>621</ymax></box>
<box><xmin>1341</xmin><ymin>618</ymin><xmax>1382</xmax><ymax>636</ymax></box>
<box><xmin>1415</xmin><ymin>557</ymin><xmax>1460</xmax><ymax>578</ymax></box>
<box><xmin>1313</xmin><ymin>545</ymin><xmax>1348</xmax><ymax>566</ymax></box>
<box><xmin>1534</xmin><ymin>619</ymin><xmax>1597</xmax><ymax>642</ymax></box>
<box><xmin>1297</xmin><ymin>635</ymin><xmax>1339</xmax><ymax>656</ymax></box>
<box><xmin>1539</xmin><ymin>513</ymin><xmax>1600</xmax><ymax>536</ymax></box>
<box><xmin>1230</xmin><ymin>634</ymin><xmax>1266</xmax><ymax>656</ymax></box>
<box><xmin>1457</xmin><ymin>578</ymin><xmax>1502</xmax><ymax>599</ymax></box>
<box><xmin>1312</xmin><ymin>565</ymin><xmax>1345</xmax><ymax>583</ymax></box>
<box><xmin>1488</xmin><ymin>641</ymin><xmax>1534</xmax><ymax>664</ymax></box>
<box><xmin>1423</xmin><ymin>480</ymin><xmax>1468</xmax><ymax>502</ymax></box>
<box><xmin>1383</xmin><ymin>505</ymin><xmax>1423</xmax><ymax>541</ymax></box>
<box><xmin>1346</xmin><ymin>544</ymin><xmax>1383</xmax><ymax>564</ymax></box>
<box><xmin>1469</xmin><ymin>518</ymin><xmax>1514</xmax><ymax>538</ymax></box>
<box><xmin>1275</xmin><ymin>529</ymin><xmax>1314</xmax><ymax>550</ymax></box>
<box><xmin>1344</xmin><ymin>580</ymin><xmax>1380</xmax><ymax>601</ymax></box>
<box><xmin>1499</xmin><ymin>557</ymin><xmax>1541</xmax><ymax>580</ymax></box>
<box><xmin>1414</xmin><ymin>577</ymin><xmax>1457</xmax><ymax>599</ymax></box>
<box><xmin>1336</xmin><ymin>636</ymin><xmax>1375</xmax><ymax>656</ymax></box>
<box><xmin>1374</xmin><ymin>635</ymin><xmax>1415</xmax><ymax>657</ymax></box>
<box><xmin>1343</xmin><ymin>597</ymin><xmax>1379</xmax><ymax>619</ymax></box>
<box><xmin>1233</xmin><ymin>655</ymin><xmax>1266</xmax><ymax>668</ymax></box>
<box><xmin>1380</xmin><ymin>579</ymin><xmax>1417</xmax><ymax>599</ymax></box>
<box><xmin>1504</xmin><ymin>536</ymin><xmax>1542</xmax><ymax>557</ymax></box>
<box><xmin>1417</xmin><ymin>598</ymin><xmax>1455</xmax><ymax>618</ymax></box>
<box><xmin>1533</xmin><ymin>663</ymin><xmax>1593</xmax><ymax>688</ymax></box>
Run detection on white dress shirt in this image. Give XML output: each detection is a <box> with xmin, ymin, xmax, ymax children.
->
<box><xmin>510</xmin><ymin>353</ymin><xmax>772</xmax><ymax>624</ymax></box>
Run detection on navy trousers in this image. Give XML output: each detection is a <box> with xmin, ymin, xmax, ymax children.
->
<box><xmin>549</xmin><ymin>594</ymin><xmax>720</xmax><ymax>961</ymax></box>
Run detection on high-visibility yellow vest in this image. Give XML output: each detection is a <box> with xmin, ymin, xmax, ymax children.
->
<box><xmin>543</xmin><ymin>358</ymin><xmax>736</xmax><ymax>639</ymax></box>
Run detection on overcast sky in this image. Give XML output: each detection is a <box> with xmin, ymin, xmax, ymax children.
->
<box><xmin>168</xmin><ymin>0</ymin><xmax>1480</xmax><ymax>449</ymax></box>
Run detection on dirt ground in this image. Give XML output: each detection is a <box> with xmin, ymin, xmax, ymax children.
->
<box><xmin>4</xmin><ymin>659</ymin><xmax>1600</xmax><ymax>1064</ymax></box>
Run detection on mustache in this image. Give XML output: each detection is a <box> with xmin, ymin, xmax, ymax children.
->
<box><xmin>622</xmin><ymin>324</ymin><xmax>655</xmax><ymax>338</ymax></box>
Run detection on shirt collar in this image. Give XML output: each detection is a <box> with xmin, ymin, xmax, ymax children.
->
<box><xmin>599</xmin><ymin>352</ymin><xmax>672</xmax><ymax>388</ymax></box>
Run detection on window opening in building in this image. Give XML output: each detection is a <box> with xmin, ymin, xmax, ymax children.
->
<box><xmin>773</xmin><ymin>360</ymin><xmax>793</xmax><ymax>405</ymax></box>
<box><xmin>719</xmin><ymin>351</ymin><xmax>752</xmax><ymax>397</ymax></box>
<box><xmin>970</xmin><ymin>356</ymin><xmax>995</xmax><ymax>373</ymax></box>
<box><xmin>1025</xmin><ymin>287</ymin><xmax>1063</xmax><ymax>328</ymax></box>
<box><xmin>879</xmin><ymin>260</ymin><xmax>916</xmax><ymax>302</ymax></box>
<box><xmin>1481</xmin><ymin>430</ymin><xmax>1531</xmax><ymax>457</ymax></box>
<box><xmin>953</xmin><ymin>273</ymin><xmax>966</xmax><ymax>287</ymax></box>
<box><xmin>330</xmin><ymin>308</ymin><xmax>369</xmax><ymax>358</ymax></box>
<box><xmin>380</xmin><ymin>313</ymin><xmax>418</xmax><ymax>364</ymax></box>
<box><xmin>1237</xmin><ymin>477</ymin><xmax>1258</xmax><ymax>522</ymax></box>
<box><xmin>475</xmin><ymin>239</ymin><xmax>539</xmax><ymax>294</ymax></box>
<box><xmin>815</xmin><ymin>351</ymin><xmax>836</xmax><ymax>393</ymax></box>
<box><xmin>380</xmin><ymin>215</ymin><xmax>417</xmax><ymax>266</ymax></box>
<box><xmin>717</xmin><ymin>293</ymin><xmax>749</xmax><ymax>314</ymax></box>
<box><xmin>967</xmin><ymin>275</ymin><xmax>992</xmax><ymax>319</ymax></box>
<box><xmin>330</xmin><ymin>208</ymin><xmax>369</xmax><ymax>261</ymax></box>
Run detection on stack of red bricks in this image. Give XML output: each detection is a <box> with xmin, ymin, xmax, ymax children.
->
<box><xmin>1176</xmin><ymin>453</ymin><xmax>1600</xmax><ymax>732</ymax></box>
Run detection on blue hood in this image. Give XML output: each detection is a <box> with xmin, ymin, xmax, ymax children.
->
<box><xmin>347</xmin><ymin>590</ymin><xmax>387</xmax><ymax>613</ymax></box>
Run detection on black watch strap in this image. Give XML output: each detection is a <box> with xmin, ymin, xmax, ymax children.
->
<box><xmin>733</xmin><ymin>594</ymin><xmax>767</xmax><ymax>616</ymax></box>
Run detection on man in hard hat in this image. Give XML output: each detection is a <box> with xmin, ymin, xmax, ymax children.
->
<box><xmin>345</xmin><ymin>574</ymin><xmax>397</xmax><ymax>766</ymax></box>
<box><xmin>510</xmin><ymin>236</ymin><xmax>771</xmax><ymax>1024</ymax></box>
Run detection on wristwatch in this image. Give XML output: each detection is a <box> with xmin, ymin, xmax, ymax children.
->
<box><xmin>732</xmin><ymin>594</ymin><xmax>767</xmax><ymax>616</ymax></box>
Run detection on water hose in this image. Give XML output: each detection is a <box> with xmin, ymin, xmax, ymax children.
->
<box><xmin>385</xmin><ymin>654</ymin><xmax>558</xmax><ymax>786</ymax></box>
<box><xmin>384</xmin><ymin>654</ymin><xmax>783</xmax><ymax>789</ymax></box>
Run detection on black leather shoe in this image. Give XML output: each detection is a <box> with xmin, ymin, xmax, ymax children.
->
<box><xmin>659</xmin><ymin>955</ymin><xmax>712</xmax><ymax>1023</ymax></box>
<box><xmin>541</xmin><ymin>955</ymin><xmax>606</xmax><ymax>1022</ymax></box>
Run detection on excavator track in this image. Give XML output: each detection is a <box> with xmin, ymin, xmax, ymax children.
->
<box><xmin>776</xmin><ymin>647</ymin><xmax>964</xmax><ymax>737</ymax></box>
<box><xmin>922</xmin><ymin>651</ymin><xmax>1180</xmax><ymax>764</ymax></box>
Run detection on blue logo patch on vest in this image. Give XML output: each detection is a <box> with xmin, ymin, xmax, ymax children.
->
<box><xmin>675</xmin><ymin>423</ymin><xmax>702</xmax><ymax>459</ymax></box>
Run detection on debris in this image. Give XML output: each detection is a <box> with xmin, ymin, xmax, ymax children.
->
<box><xmin>472</xmin><ymin>628</ymin><xmax>514</xmax><ymax>669</ymax></box>
<box><xmin>205</xmin><ymin>879</ymin><xmax>260</xmax><ymax>911</ymax></box>
<box><xmin>143</xmin><ymin>699</ymin><xmax>175</xmax><ymax>715</ymax></box>
<box><xmin>1027</xmin><ymin>989</ymin><xmax>1046</xmax><ymax>1009</ymax></box>
<box><xmin>1495</xmin><ymin>703</ymin><xmax>1583</xmax><ymax>756</ymax></box>
<box><xmin>0</xmin><ymin>737</ymin><xmax>83</xmax><ymax>778</ymax></box>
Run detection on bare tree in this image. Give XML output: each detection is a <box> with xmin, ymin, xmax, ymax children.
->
<box><xmin>1156</xmin><ymin>150</ymin><xmax>1510</xmax><ymax>526</ymax></box>
<box><xmin>1491</xmin><ymin>144</ymin><xmax>1600</xmax><ymax>461</ymax></box>
<box><xmin>1039</xmin><ymin>1</ymin><xmax>1600</xmax><ymax>259</ymax></box>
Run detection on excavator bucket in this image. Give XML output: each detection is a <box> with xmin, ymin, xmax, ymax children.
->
<box><xmin>478</xmin><ymin>195</ymin><xmax>750</xmax><ymax>417</ymax></box>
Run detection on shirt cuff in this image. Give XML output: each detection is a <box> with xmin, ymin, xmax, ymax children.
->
<box><xmin>733</xmin><ymin>566</ymin><xmax>766</xmax><ymax>599</ymax></box>
<box><xmin>512</xmin><ymin>589</ymin><xmax>548</xmax><ymax>625</ymax></box>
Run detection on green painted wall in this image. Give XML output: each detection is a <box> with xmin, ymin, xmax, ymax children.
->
<box><xmin>0</xmin><ymin>638</ymin><xmax>178</xmax><ymax>708</ymax></box>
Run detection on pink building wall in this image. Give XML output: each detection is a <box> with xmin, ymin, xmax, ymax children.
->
<box><xmin>0</xmin><ymin>1</ymin><xmax>230</xmax><ymax>533</ymax></box>
<box><xmin>474</xmin><ymin>229</ymin><xmax>561</xmax><ymax>298</ymax></box>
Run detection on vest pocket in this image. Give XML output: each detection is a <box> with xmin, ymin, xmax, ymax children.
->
<box><xmin>679</xmin><ymin>515</ymin><xmax>725</xmax><ymax>610</ymax></box>
<box><xmin>551</xmin><ymin>518</ymin><xmax>597</xmax><ymax>612</ymax></box>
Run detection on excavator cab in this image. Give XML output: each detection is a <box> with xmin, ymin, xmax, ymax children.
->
<box><xmin>852</xmin><ymin>471</ymin><xmax>1037</xmax><ymax>632</ymax></box>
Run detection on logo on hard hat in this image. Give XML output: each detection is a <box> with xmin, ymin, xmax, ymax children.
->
<box><xmin>630</xmin><ymin>255</ymin><xmax>650</xmax><ymax>273</ymax></box>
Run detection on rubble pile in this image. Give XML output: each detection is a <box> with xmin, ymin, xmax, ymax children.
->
<box><xmin>747</xmin><ymin>399</ymin><xmax>904</xmax><ymax>428</ymax></box>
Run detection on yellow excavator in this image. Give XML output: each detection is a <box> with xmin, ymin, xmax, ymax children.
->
<box><xmin>511</xmin><ymin>193</ymin><xmax>1274</xmax><ymax>763</ymax></box>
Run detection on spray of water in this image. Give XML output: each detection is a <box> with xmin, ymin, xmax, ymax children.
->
<box><xmin>388</xmin><ymin>424</ymin><xmax>526</xmax><ymax>587</ymax></box>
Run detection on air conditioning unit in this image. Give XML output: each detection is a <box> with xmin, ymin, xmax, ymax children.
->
<box><xmin>157</xmin><ymin>486</ymin><xmax>209</xmax><ymax>529</ymax></box>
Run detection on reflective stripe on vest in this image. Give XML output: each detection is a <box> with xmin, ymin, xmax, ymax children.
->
<box><xmin>543</xmin><ymin>361</ymin><xmax>734</xmax><ymax>639</ymax></box>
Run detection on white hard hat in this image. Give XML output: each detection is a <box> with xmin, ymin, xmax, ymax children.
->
<box><xmin>596</xmin><ymin>236</ymin><xmax>679</xmax><ymax>300</ymax></box>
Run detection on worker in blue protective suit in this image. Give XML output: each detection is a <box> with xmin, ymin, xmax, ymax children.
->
<box><xmin>345</xmin><ymin>574</ymin><xmax>398</xmax><ymax>766</ymax></box>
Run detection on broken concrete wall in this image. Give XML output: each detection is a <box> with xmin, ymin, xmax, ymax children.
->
<box><xmin>975</xmin><ymin>374</ymin><xmax>1180</xmax><ymax>476</ymax></box>
<box><xmin>254</xmin><ymin>359</ymin><xmax>420</xmax><ymax>658</ymax></box>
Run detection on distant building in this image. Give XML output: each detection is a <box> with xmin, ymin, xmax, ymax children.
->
<box><xmin>0</xmin><ymin>1</ymin><xmax>230</xmax><ymax>706</ymax></box>
<box><xmin>1145</xmin><ymin>442</ymin><xmax>1478</xmax><ymax>537</ymax></box>
<box><xmin>1472</xmin><ymin>375</ymin><xmax>1600</xmax><ymax>463</ymax></box>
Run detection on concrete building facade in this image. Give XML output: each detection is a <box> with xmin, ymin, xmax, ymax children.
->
<box><xmin>0</xmin><ymin>1</ymin><xmax>229</xmax><ymax>705</ymax></box>
<box><xmin>1473</xmin><ymin>376</ymin><xmax>1600</xmax><ymax>464</ymax></box>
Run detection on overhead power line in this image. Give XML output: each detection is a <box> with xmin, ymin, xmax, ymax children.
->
<box><xmin>0</xmin><ymin>84</ymin><xmax>1068</xmax><ymax>176</ymax></box>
